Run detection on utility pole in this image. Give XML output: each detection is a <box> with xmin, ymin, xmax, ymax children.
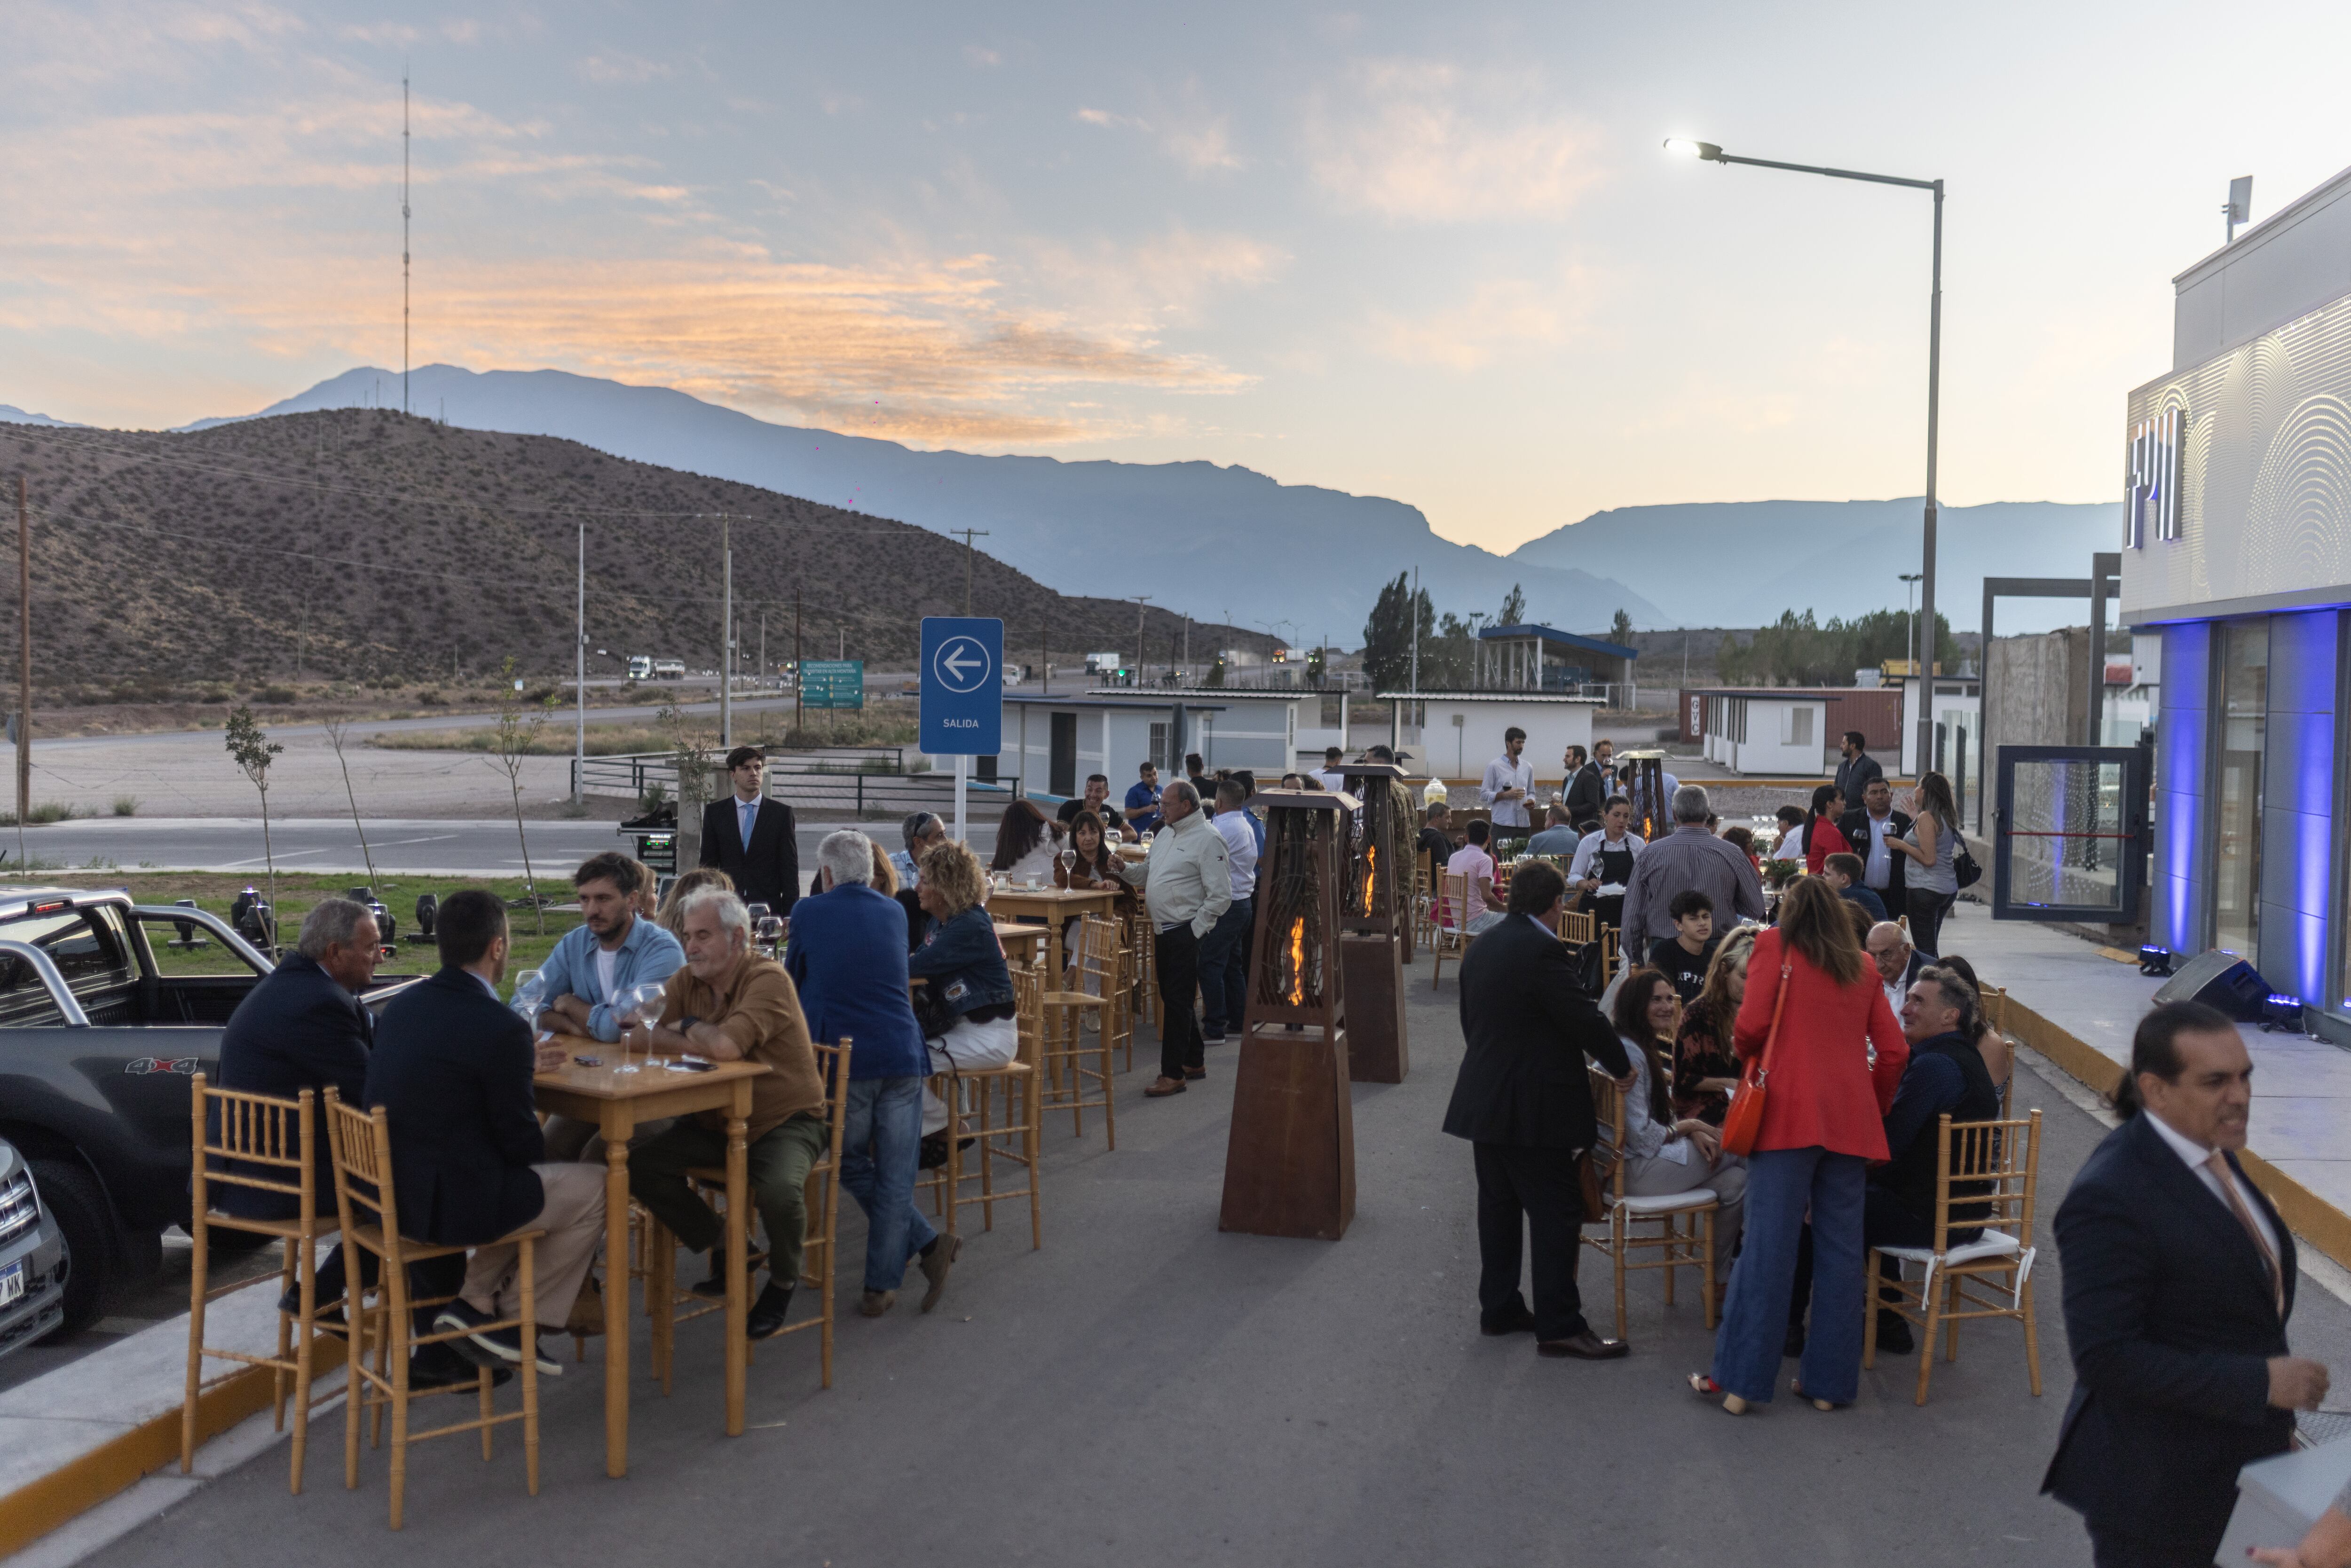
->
<box><xmin>15</xmin><ymin>476</ymin><xmax>27</xmax><ymax>864</ymax></box>
<box><xmin>951</xmin><ymin>528</ymin><xmax>990</xmax><ymax>615</ymax></box>
<box><xmin>1131</xmin><ymin>597</ymin><xmax>1151</xmax><ymax>688</ymax></box>
<box><xmin>573</xmin><ymin>522</ymin><xmax>585</xmax><ymax>804</ymax></box>
<box><xmin>793</xmin><ymin>586</ymin><xmax>803</xmax><ymax>736</ymax></box>
<box><xmin>1182</xmin><ymin>615</ymin><xmax>1190</xmax><ymax>681</ymax></box>
<box><xmin>1409</xmin><ymin>566</ymin><xmax>1420</xmax><ymax>700</ymax></box>
<box><xmin>719</xmin><ymin>517</ymin><xmax>733</xmax><ymax>748</ymax></box>
<box><xmin>402</xmin><ymin>66</ymin><xmax>411</xmax><ymax>417</ymax></box>
<box><xmin>1040</xmin><ymin>600</ymin><xmax>1049</xmax><ymax>696</ymax></box>
<box><xmin>758</xmin><ymin>611</ymin><xmax>767</xmax><ymax>691</ymax></box>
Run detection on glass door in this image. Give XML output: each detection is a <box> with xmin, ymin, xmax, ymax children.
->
<box><xmin>1992</xmin><ymin>745</ymin><xmax>2148</xmax><ymax>923</ymax></box>
<box><xmin>2213</xmin><ymin>622</ymin><xmax>2268</xmax><ymax>956</ymax></box>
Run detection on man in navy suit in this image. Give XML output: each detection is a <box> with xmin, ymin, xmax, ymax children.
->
<box><xmin>214</xmin><ymin>898</ymin><xmax>379</xmax><ymax>1310</ymax></box>
<box><xmin>2043</xmin><ymin>1001</ymin><xmax>2330</xmax><ymax>1567</ymax></box>
<box><xmin>701</xmin><ymin>746</ymin><xmax>800</xmax><ymax>913</ymax></box>
<box><xmin>366</xmin><ymin>889</ymin><xmax>607</xmax><ymax>1376</ymax></box>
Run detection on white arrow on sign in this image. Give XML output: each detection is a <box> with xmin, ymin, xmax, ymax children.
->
<box><xmin>932</xmin><ymin>635</ymin><xmax>994</xmax><ymax>693</ymax></box>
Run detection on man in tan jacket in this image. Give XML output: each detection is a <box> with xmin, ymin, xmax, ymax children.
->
<box><xmin>627</xmin><ymin>888</ymin><xmax>827</xmax><ymax>1339</ymax></box>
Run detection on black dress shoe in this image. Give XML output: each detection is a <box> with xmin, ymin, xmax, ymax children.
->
<box><xmin>688</xmin><ymin>1248</ymin><xmax>770</xmax><ymax>1300</ymax></box>
<box><xmin>1538</xmin><ymin>1332</ymin><xmax>1631</xmax><ymax>1360</ymax></box>
<box><xmin>409</xmin><ymin>1342</ymin><xmax>508</xmax><ymax>1390</ymax></box>
<box><xmin>1480</xmin><ymin>1306</ymin><xmax>1539</xmax><ymax>1337</ymax></box>
<box><xmin>747</xmin><ymin>1281</ymin><xmax>797</xmax><ymax>1339</ymax></box>
<box><xmin>1875</xmin><ymin>1310</ymin><xmax>1915</xmax><ymax>1355</ymax></box>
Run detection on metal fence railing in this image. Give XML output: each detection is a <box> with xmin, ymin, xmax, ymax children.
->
<box><xmin>574</xmin><ymin>751</ymin><xmax>1015</xmax><ymax>819</ymax></box>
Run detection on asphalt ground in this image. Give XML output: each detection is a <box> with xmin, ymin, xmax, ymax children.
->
<box><xmin>51</xmin><ymin>945</ymin><xmax>2351</xmax><ymax>1568</ymax></box>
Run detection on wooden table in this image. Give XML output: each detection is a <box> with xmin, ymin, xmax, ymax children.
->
<box><xmin>533</xmin><ymin>1042</ymin><xmax>771</xmax><ymax>1479</ymax></box>
<box><xmin>993</xmin><ymin>922</ymin><xmax>1047</xmax><ymax>964</ymax></box>
<box><xmin>986</xmin><ymin>885</ymin><xmax>1124</xmax><ymax>979</ymax></box>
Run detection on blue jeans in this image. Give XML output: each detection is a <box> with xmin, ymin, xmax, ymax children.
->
<box><xmin>838</xmin><ymin>1076</ymin><xmax>937</xmax><ymax>1292</ymax></box>
<box><xmin>1710</xmin><ymin>1146</ymin><xmax>1867</xmax><ymax>1404</ymax></box>
<box><xmin>1198</xmin><ymin>897</ymin><xmax>1253</xmax><ymax>1036</ymax></box>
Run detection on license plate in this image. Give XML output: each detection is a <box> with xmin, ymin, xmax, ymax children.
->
<box><xmin>0</xmin><ymin>1260</ymin><xmax>22</xmax><ymax>1307</ymax></box>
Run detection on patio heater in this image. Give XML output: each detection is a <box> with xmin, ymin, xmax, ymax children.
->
<box><xmin>1220</xmin><ymin>788</ymin><xmax>1358</xmax><ymax>1240</ymax></box>
<box><xmin>1618</xmin><ymin>749</ymin><xmax>1673</xmax><ymax>844</ymax></box>
<box><xmin>1335</xmin><ymin>760</ymin><xmax>1412</xmax><ymax>1084</ymax></box>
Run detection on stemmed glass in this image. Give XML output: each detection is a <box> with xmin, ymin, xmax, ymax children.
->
<box><xmin>510</xmin><ymin>969</ymin><xmax>546</xmax><ymax>1028</ymax></box>
<box><xmin>755</xmin><ymin>914</ymin><xmax>784</xmax><ymax>953</ymax></box>
<box><xmin>613</xmin><ymin>980</ymin><xmax>667</xmax><ymax>1072</ymax></box>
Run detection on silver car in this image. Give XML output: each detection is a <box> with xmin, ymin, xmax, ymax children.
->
<box><xmin>0</xmin><ymin>1137</ymin><xmax>69</xmax><ymax>1360</ymax></box>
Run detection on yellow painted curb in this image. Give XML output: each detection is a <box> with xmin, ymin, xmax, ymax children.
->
<box><xmin>0</xmin><ymin>1335</ymin><xmax>344</xmax><ymax>1559</ymax></box>
<box><xmin>2003</xmin><ymin>992</ymin><xmax>2351</xmax><ymax>1272</ymax></box>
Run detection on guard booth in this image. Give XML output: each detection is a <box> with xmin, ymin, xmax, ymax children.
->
<box><xmin>1989</xmin><ymin>740</ymin><xmax>2151</xmax><ymax>926</ymax></box>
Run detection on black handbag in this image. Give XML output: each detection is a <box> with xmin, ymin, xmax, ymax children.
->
<box><xmin>1954</xmin><ymin>845</ymin><xmax>1982</xmax><ymax>890</ymax></box>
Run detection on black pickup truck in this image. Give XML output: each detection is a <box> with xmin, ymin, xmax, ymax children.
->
<box><xmin>0</xmin><ymin>888</ymin><xmax>419</xmax><ymax>1335</ymax></box>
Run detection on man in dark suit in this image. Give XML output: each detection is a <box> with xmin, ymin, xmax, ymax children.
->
<box><xmin>1562</xmin><ymin>744</ymin><xmax>1607</xmax><ymax>830</ymax></box>
<box><xmin>1838</xmin><ymin>775</ymin><xmax>1911</xmax><ymax>925</ymax></box>
<box><xmin>366</xmin><ymin>889</ymin><xmax>606</xmax><ymax>1376</ymax></box>
<box><xmin>701</xmin><ymin>746</ymin><xmax>800</xmax><ymax>913</ymax></box>
<box><xmin>214</xmin><ymin>898</ymin><xmax>379</xmax><ymax>1308</ymax></box>
<box><xmin>2043</xmin><ymin>1001</ymin><xmax>2329</xmax><ymax>1566</ymax></box>
<box><xmin>1443</xmin><ymin>859</ymin><xmax>1634</xmax><ymax>1360</ymax></box>
<box><xmin>1834</xmin><ymin>730</ymin><xmax>1885</xmax><ymax>805</ymax></box>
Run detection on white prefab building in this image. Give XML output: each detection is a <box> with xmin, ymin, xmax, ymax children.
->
<box><xmin>1377</xmin><ymin>692</ymin><xmax>1601</xmax><ymax>780</ymax></box>
<box><xmin>1695</xmin><ymin>690</ymin><xmax>1832</xmax><ymax>776</ymax></box>
<box><xmin>972</xmin><ymin>690</ymin><xmax>1310</xmax><ymax>801</ymax></box>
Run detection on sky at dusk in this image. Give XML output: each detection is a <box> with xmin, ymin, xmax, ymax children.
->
<box><xmin>6</xmin><ymin>0</ymin><xmax>2351</xmax><ymax>554</ymax></box>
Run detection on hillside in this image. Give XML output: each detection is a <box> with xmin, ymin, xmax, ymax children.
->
<box><xmin>0</xmin><ymin>410</ymin><xmax>1274</xmax><ymax>688</ymax></box>
<box><xmin>193</xmin><ymin>364</ymin><xmax>1669</xmax><ymax>638</ymax></box>
<box><xmin>1510</xmin><ymin>498</ymin><xmax>2120</xmax><ymax>632</ymax></box>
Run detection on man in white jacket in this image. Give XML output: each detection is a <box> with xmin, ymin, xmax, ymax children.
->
<box><xmin>1134</xmin><ymin>780</ymin><xmax>1231</xmax><ymax>1098</ymax></box>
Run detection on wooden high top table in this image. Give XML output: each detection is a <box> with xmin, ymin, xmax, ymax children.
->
<box><xmin>533</xmin><ymin>1042</ymin><xmax>771</xmax><ymax>1479</ymax></box>
<box><xmin>985</xmin><ymin>884</ymin><xmax>1124</xmax><ymax>979</ymax></box>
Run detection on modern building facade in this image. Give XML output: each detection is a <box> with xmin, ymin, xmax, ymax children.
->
<box><xmin>2123</xmin><ymin>160</ymin><xmax>2351</xmax><ymax>1039</ymax></box>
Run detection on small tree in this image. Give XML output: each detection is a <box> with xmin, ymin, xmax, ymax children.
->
<box><xmin>1499</xmin><ymin>583</ymin><xmax>1527</xmax><ymax>626</ymax></box>
<box><xmin>1610</xmin><ymin>607</ymin><xmax>1635</xmax><ymax>645</ymax></box>
<box><xmin>1205</xmin><ymin>654</ymin><xmax>1226</xmax><ymax>687</ymax></box>
<box><xmin>489</xmin><ymin>659</ymin><xmax>555</xmax><ymax>935</ymax></box>
<box><xmin>658</xmin><ymin>701</ymin><xmax>718</xmax><ymax>823</ymax></box>
<box><xmin>319</xmin><ymin>713</ymin><xmax>379</xmax><ymax>888</ymax></box>
<box><xmin>224</xmin><ymin>705</ymin><xmax>284</xmax><ymax>952</ymax></box>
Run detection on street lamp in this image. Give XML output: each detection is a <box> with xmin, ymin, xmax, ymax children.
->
<box><xmin>1898</xmin><ymin>572</ymin><xmax>1923</xmax><ymax>678</ymax></box>
<box><xmin>1665</xmin><ymin>134</ymin><xmax>1944</xmax><ymax>777</ymax></box>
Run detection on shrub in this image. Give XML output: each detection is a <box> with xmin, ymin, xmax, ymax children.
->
<box><xmin>112</xmin><ymin>795</ymin><xmax>139</xmax><ymax>817</ymax></box>
<box><xmin>258</xmin><ymin>686</ymin><xmax>298</xmax><ymax>704</ymax></box>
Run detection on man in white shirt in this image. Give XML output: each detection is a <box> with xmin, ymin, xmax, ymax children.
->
<box><xmin>1865</xmin><ymin>922</ymin><xmax>1925</xmax><ymax>1016</ymax></box>
<box><xmin>1313</xmin><ymin>746</ymin><xmax>1348</xmax><ymax>793</ymax></box>
<box><xmin>1199</xmin><ymin>779</ymin><xmax>1262</xmax><ymax>1044</ymax></box>
<box><xmin>1481</xmin><ymin>726</ymin><xmax>1534</xmax><ymax>830</ymax></box>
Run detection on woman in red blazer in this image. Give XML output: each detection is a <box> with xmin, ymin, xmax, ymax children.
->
<box><xmin>1691</xmin><ymin>875</ymin><xmax>1906</xmax><ymax>1414</ymax></box>
<box><xmin>1800</xmin><ymin>783</ymin><xmax>1851</xmax><ymax>875</ymax></box>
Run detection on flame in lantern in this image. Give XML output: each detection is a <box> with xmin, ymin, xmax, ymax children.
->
<box><xmin>1288</xmin><ymin>917</ymin><xmax>1306</xmax><ymax>1006</ymax></box>
<box><xmin>1363</xmin><ymin>843</ymin><xmax>1376</xmax><ymax>911</ymax></box>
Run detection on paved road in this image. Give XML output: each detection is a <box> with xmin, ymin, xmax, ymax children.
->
<box><xmin>55</xmin><ymin>947</ymin><xmax>2351</xmax><ymax>1567</ymax></box>
<box><xmin>18</xmin><ymin>817</ymin><xmax>1002</xmax><ymax>875</ymax></box>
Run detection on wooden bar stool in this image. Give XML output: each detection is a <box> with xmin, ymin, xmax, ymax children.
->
<box><xmin>324</xmin><ymin>1090</ymin><xmax>544</xmax><ymax>1531</ymax></box>
<box><xmin>1039</xmin><ymin>915</ymin><xmax>1122</xmax><ymax>1146</ymax></box>
<box><xmin>650</xmin><ymin>1040</ymin><xmax>853</xmax><ymax>1392</ymax></box>
<box><xmin>930</xmin><ymin>964</ymin><xmax>1044</xmax><ymax>1245</ymax></box>
<box><xmin>183</xmin><ymin>1075</ymin><xmax>347</xmax><ymax>1494</ymax></box>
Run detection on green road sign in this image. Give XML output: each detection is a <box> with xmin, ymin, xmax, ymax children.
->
<box><xmin>799</xmin><ymin>659</ymin><xmax>864</xmax><ymax>710</ymax></box>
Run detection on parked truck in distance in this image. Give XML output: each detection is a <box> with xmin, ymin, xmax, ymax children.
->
<box><xmin>627</xmin><ymin>655</ymin><xmax>654</xmax><ymax>680</ymax></box>
<box><xmin>653</xmin><ymin>659</ymin><xmax>686</xmax><ymax>680</ymax></box>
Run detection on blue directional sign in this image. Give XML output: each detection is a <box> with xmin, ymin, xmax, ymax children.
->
<box><xmin>919</xmin><ymin>617</ymin><xmax>1003</xmax><ymax>755</ymax></box>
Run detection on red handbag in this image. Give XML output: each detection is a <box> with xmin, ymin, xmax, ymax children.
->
<box><xmin>1720</xmin><ymin>961</ymin><xmax>1791</xmax><ymax>1158</ymax></box>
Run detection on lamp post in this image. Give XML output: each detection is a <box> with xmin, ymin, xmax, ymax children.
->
<box><xmin>1666</xmin><ymin>136</ymin><xmax>1943</xmax><ymax>779</ymax></box>
<box><xmin>1899</xmin><ymin>571</ymin><xmax>1923</xmax><ymax>675</ymax></box>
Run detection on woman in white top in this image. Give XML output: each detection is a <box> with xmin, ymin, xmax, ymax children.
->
<box><xmin>1602</xmin><ymin>966</ymin><xmax>1747</xmax><ymax>1257</ymax></box>
<box><xmin>988</xmin><ymin>798</ymin><xmax>1065</xmax><ymax>885</ymax></box>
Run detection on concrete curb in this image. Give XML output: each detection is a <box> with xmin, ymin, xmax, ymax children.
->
<box><xmin>1999</xmin><ymin>990</ymin><xmax>2351</xmax><ymax>1272</ymax></box>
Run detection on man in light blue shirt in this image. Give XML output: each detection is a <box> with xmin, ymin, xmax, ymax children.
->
<box><xmin>1526</xmin><ymin>803</ymin><xmax>1580</xmax><ymax>859</ymax></box>
<box><xmin>535</xmin><ymin>852</ymin><xmax>686</xmax><ymax>1043</ymax></box>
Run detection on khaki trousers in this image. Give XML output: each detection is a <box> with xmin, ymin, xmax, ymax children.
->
<box><xmin>462</xmin><ymin>1163</ymin><xmax>607</xmax><ymax>1329</ymax></box>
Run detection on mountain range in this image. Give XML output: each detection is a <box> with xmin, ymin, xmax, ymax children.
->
<box><xmin>1510</xmin><ymin>498</ymin><xmax>2121</xmax><ymax>632</ymax></box>
<box><xmin>192</xmin><ymin>364</ymin><xmax>1669</xmax><ymax>643</ymax></box>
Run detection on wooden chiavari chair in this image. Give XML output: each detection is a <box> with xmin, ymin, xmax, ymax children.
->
<box><xmin>1579</xmin><ymin>1065</ymin><xmax>1721</xmax><ymax>1341</ymax></box>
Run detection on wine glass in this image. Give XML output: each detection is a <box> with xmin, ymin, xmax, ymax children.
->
<box><xmin>509</xmin><ymin>968</ymin><xmax>546</xmax><ymax>1022</ymax></box>
<box><xmin>755</xmin><ymin>913</ymin><xmax>784</xmax><ymax>951</ymax></box>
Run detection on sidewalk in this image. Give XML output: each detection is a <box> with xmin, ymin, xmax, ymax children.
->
<box><xmin>1946</xmin><ymin>904</ymin><xmax>2351</xmax><ymax>1263</ymax></box>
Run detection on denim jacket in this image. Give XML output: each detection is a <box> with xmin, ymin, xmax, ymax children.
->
<box><xmin>907</xmin><ymin>905</ymin><xmax>1015</xmax><ymax>1017</ymax></box>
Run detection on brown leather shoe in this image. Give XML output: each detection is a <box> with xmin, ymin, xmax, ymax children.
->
<box><xmin>1538</xmin><ymin>1332</ymin><xmax>1630</xmax><ymax>1360</ymax></box>
<box><xmin>1144</xmin><ymin>1076</ymin><xmax>1187</xmax><ymax>1097</ymax></box>
<box><xmin>858</xmin><ymin>1289</ymin><xmax>895</xmax><ymax>1317</ymax></box>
